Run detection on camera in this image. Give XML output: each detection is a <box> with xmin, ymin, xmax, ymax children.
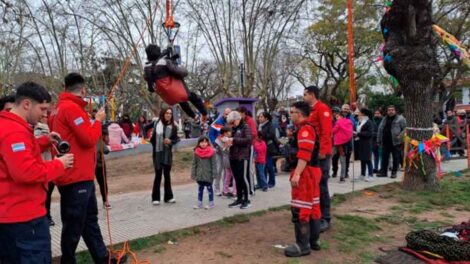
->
<box><xmin>53</xmin><ymin>135</ymin><xmax>71</xmax><ymax>156</ymax></box>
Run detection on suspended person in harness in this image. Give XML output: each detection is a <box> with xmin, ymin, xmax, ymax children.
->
<box><xmin>144</xmin><ymin>44</ymin><xmax>208</xmax><ymax>123</ymax></box>
<box><xmin>284</xmin><ymin>101</ymin><xmax>322</xmax><ymax>258</ymax></box>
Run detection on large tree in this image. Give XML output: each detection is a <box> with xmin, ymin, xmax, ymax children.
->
<box><xmin>381</xmin><ymin>0</ymin><xmax>439</xmax><ymax>191</ymax></box>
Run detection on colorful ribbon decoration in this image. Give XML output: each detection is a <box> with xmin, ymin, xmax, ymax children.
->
<box><xmin>404</xmin><ymin>133</ymin><xmax>449</xmax><ymax>178</ymax></box>
<box><xmin>433</xmin><ymin>25</ymin><xmax>470</xmax><ymax>68</ymax></box>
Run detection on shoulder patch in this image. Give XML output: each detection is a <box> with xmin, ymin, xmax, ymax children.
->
<box><xmin>324</xmin><ymin>112</ymin><xmax>330</xmax><ymax>117</ymax></box>
<box><xmin>74</xmin><ymin>117</ymin><xmax>84</xmax><ymax>126</ymax></box>
<box><xmin>11</xmin><ymin>142</ymin><xmax>26</xmax><ymax>152</ymax></box>
<box><xmin>301</xmin><ymin>131</ymin><xmax>309</xmax><ymax>138</ymax></box>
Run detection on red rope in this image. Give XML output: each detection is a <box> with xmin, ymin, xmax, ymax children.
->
<box><xmin>104</xmin><ymin>2</ymin><xmax>160</xmax><ymax>107</ymax></box>
<box><xmin>100</xmin><ymin>2</ymin><xmax>160</xmax><ymax>263</ymax></box>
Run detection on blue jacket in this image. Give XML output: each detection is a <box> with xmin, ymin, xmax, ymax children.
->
<box><xmin>208</xmin><ymin>115</ymin><xmax>226</xmax><ymax>143</ymax></box>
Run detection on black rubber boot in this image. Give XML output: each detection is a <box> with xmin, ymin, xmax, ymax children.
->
<box><xmin>319</xmin><ymin>219</ymin><xmax>330</xmax><ymax>233</ymax></box>
<box><xmin>309</xmin><ymin>219</ymin><xmax>321</xmax><ymax>251</ymax></box>
<box><xmin>284</xmin><ymin>222</ymin><xmax>311</xmax><ymax>257</ymax></box>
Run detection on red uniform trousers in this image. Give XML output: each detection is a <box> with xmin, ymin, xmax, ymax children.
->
<box><xmin>290</xmin><ymin>166</ymin><xmax>322</xmax><ymax>223</ymax></box>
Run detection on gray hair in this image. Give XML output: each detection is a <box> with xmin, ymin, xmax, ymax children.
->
<box><xmin>226</xmin><ymin>111</ymin><xmax>242</xmax><ymax>123</ymax></box>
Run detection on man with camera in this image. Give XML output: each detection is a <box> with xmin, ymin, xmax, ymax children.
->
<box><xmin>0</xmin><ymin>82</ymin><xmax>74</xmax><ymax>263</ymax></box>
<box><xmin>51</xmin><ymin>73</ymin><xmax>112</xmax><ymax>263</ymax></box>
<box><xmin>144</xmin><ymin>44</ymin><xmax>208</xmax><ymax>123</ymax></box>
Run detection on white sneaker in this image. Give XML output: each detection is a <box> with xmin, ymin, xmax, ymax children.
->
<box><xmin>215</xmin><ymin>191</ymin><xmax>222</xmax><ymax>196</ymax></box>
<box><xmin>152</xmin><ymin>201</ymin><xmax>160</xmax><ymax>206</ymax></box>
<box><xmin>365</xmin><ymin>176</ymin><xmax>375</xmax><ymax>182</ymax></box>
<box><xmin>167</xmin><ymin>198</ymin><xmax>176</xmax><ymax>203</ymax></box>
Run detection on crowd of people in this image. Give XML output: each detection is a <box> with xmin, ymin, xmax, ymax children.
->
<box><xmin>3</xmin><ymin>72</ymin><xmax>470</xmax><ymax>262</ymax></box>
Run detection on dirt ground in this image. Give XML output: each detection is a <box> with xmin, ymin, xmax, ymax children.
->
<box><xmin>104</xmin><ymin>150</ymin><xmax>194</xmax><ymax>195</ymax></box>
<box><xmin>51</xmin><ymin>150</ymin><xmax>194</xmax><ymax>200</ymax></box>
<box><xmin>137</xmin><ymin>186</ymin><xmax>469</xmax><ymax>264</ymax></box>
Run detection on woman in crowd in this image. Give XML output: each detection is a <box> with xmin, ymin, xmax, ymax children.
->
<box><xmin>354</xmin><ymin>108</ymin><xmax>375</xmax><ymax>182</ymax></box>
<box><xmin>332</xmin><ymin>110</ymin><xmax>353</xmax><ymax>183</ymax></box>
<box><xmin>119</xmin><ymin>113</ymin><xmax>134</xmax><ymax>138</ymax></box>
<box><xmin>145</xmin><ymin>107</ymin><xmax>180</xmax><ymax>205</ymax></box>
<box><xmin>227</xmin><ymin>111</ymin><xmax>253</xmax><ymax>209</ymax></box>
<box><xmin>134</xmin><ymin>115</ymin><xmax>148</xmax><ymax>138</ymax></box>
<box><xmin>107</xmin><ymin>122</ymin><xmax>130</xmax><ymax>146</ymax></box>
<box><xmin>258</xmin><ymin>112</ymin><xmax>280</xmax><ymax>188</ymax></box>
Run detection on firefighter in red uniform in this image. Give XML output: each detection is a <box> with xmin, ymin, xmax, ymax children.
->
<box><xmin>0</xmin><ymin>82</ymin><xmax>74</xmax><ymax>264</ymax></box>
<box><xmin>284</xmin><ymin>101</ymin><xmax>322</xmax><ymax>258</ymax></box>
<box><xmin>303</xmin><ymin>85</ymin><xmax>333</xmax><ymax>232</ymax></box>
<box><xmin>51</xmin><ymin>73</ymin><xmax>118</xmax><ymax>264</ymax></box>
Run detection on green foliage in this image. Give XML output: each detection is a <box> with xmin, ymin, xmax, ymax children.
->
<box><xmin>304</xmin><ymin>0</ymin><xmax>383</xmax><ymax>101</ymax></box>
<box><xmin>367</xmin><ymin>92</ymin><xmax>404</xmax><ymax>113</ymax></box>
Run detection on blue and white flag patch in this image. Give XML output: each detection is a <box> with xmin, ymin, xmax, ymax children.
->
<box><xmin>11</xmin><ymin>142</ymin><xmax>26</xmax><ymax>152</ymax></box>
<box><xmin>74</xmin><ymin>117</ymin><xmax>84</xmax><ymax>126</ymax></box>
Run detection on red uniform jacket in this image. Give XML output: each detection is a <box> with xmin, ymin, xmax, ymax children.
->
<box><xmin>308</xmin><ymin>100</ymin><xmax>333</xmax><ymax>156</ymax></box>
<box><xmin>296</xmin><ymin>121</ymin><xmax>317</xmax><ymax>163</ymax></box>
<box><xmin>0</xmin><ymin>111</ymin><xmax>65</xmax><ymax>223</ymax></box>
<box><xmin>51</xmin><ymin>92</ymin><xmax>102</xmax><ymax>186</ymax></box>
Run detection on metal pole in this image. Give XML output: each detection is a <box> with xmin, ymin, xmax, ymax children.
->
<box><xmin>346</xmin><ymin>0</ymin><xmax>357</xmax><ymax>104</ymax></box>
<box><xmin>466</xmin><ymin>124</ymin><xmax>470</xmax><ymax>168</ymax></box>
<box><xmin>240</xmin><ymin>63</ymin><xmax>245</xmax><ymax>96</ymax></box>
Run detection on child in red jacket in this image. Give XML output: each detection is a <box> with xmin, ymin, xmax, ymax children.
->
<box><xmin>253</xmin><ymin>132</ymin><xmax>268</xmax><ymax>192</ymax></box>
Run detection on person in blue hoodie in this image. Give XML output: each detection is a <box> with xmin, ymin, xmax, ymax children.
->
<box><xmin>208</xmin><ymin>108</ymin><xmax>231</xmax><ymax>143</ymax></box>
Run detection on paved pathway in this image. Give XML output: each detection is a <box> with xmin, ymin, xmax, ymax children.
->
<box><xmin>49</xmin><ymin>159</ymin><xmax>467</xmax><ymax>257</ymax></box>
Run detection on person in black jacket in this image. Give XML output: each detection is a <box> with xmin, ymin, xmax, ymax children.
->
<box><xmin>258</xmin><ymin>112</ymin><xmax>280</xmax><ymax>188</ymax></box>
<box><xmin>144</xmin><ymin>107</ymin><xmax>180</xmax><ymax>205</ymax></box>
<box><xmin>226</xmin><ymin>111</ymin><xmax>253</xmax><ymax>210</ymax></box>
<box><xmin>372</xmin><ymin>109</ymin><xmax>383</xmax><ymax>173</ymax></box>
<box><xmin>354</xmin><ymin>108</ymin><xmax>375</xmax><ymax>182</ymax></box>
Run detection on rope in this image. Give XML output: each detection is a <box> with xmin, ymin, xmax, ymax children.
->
<box><xmin>98</xmin><ymin>1</ymin><xmax>161</xmax><ymax>263</ymax></box>
<box><xmin>103</xmin><ymin>2</ymin><xmax>160</xmax><ymax>108</ymax></box>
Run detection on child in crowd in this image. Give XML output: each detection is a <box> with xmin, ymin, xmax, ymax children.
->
<box><xmin>191</xmin><ymin>136</ymin><xmax>217</xmax><ymax>209</ymax></box>
<box><xmin>214</xmin><ymin>127</ymin><xmax>237</xmax><ymax>197</ymax></box>
<box><xmin>332</xmin><ymin>111</ymin><xmax>353</xmax><ymax>182</ymax></box>
<box><xmin>253</xmin><ymin>132</ymin><xmax>268</xmax><ymax>192</ymax></box>
<box><xmin>214</xmin><ymin>127</ymin><xmax>230</xmax><ymax>196</ymax></box>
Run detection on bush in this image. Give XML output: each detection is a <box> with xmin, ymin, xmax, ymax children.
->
<box><xmin>367</xmin><ymin>93</ymin><xmax>404</xmax><ymax>114</ymax></box>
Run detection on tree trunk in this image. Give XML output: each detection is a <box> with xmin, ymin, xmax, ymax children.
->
<box><xmin>381</xmin><ymin>0</ymin><xmax>440</xmax><ymax>191</ymax></box>
<box><xmin>402</xmin><ymin>78</ymin><xmax>439</xmax><ymax>191</ymax></box>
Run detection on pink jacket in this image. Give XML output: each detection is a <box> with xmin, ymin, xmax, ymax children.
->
<box><xmin>332</xmin><ymin>118</ymin><xmax>353</xmax><ymax>146</ymax></box>
<box><xmin>107</xmin><ymin>123</ymin><xmax>129</xmax><ymax>146</ymax></box>
<box><xmin>253</xmin><ymin>139</ymin><xmax>267</xmax><ymax>164</ymax></box>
